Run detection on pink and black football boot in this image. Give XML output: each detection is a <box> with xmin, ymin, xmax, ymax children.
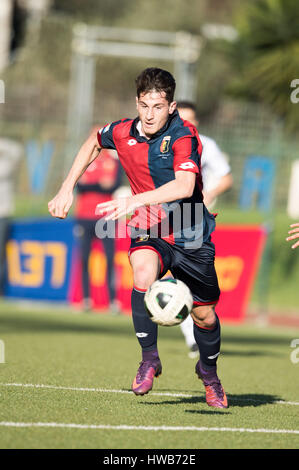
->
<box><xmin>132</xmin><ymin>359</ymin><xmax>162</xmax><ymax>396</ymax></box>
<box><xmin>196</xmin><ymin>359</ymin><xmax>228</xmax><ymax>409</ymax></box>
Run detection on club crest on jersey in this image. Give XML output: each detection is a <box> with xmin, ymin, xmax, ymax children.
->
<box><xmin>136</xmin><ymin>234</ymin><xmax>149</xmax><ymax>242</ymax></box>
<box><xmin>160</xmin><ymin>136</ymin><xmax>171</xmax><ymax>154</ymax></box>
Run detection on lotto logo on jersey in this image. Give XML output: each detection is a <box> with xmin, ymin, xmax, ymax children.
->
<box><xmin>127</xmin><ymin>139</ymin><xmax>137</xmax><ymax>146</ymax></box>
<box><xmin>179</xmin><ymin>161</ymin><xmax>196</xmax><ymax>170</ymax></box>
<box><xmin>160</xmin><ymin>136</ymin><xmax>171</xmax><ymax>153</ymax></box>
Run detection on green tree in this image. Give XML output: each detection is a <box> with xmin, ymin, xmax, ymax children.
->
<box><xmin>227</xmin><ymin>0</ymin><xmax>299</xmax><ymax>131</ymax></box>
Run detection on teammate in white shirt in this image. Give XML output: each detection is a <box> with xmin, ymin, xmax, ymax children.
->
<box><xmin>177</xmin><ymin>101</ymin><xmax>233</xmax><ymax>358</ymax></box>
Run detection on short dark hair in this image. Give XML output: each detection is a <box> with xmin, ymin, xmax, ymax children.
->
<box><xmin>135</xmin><ymin>68</ymin><xmax>176</xmax><ymax>103</ymax></box>
<box><xmin>176</xmin><ymin>101</ymin><xmax>198</xmax><ymax>114</ymax></box>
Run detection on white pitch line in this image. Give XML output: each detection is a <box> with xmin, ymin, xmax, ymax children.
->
<box><xmin>0</xmin><ymin>421</ymin><xmax>299</xmax><ymax>435</ymax></box>
<box><xmin>0</xmin><ymin>383</ymin><xmax>192</xmax><ymax>398</ymax></box>
<box><xmin>0</xmin><ymin>382</ymin><xmax>298</xmax><ymax>406</ymax></box>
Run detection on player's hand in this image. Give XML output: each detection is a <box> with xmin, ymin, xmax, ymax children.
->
<box><xmin>48</xmin><ymin>188</ymin><xmax>74</xmax><ymax>219</ymax></box>
<box><xmin>96</xmin><ymin>196</ymin><xmax>143</xmax><ymax>221</ymax></box>
<box><xmin>286</xmin><ymin>223</ymin><xmax>299</xmax><ymax>249</ymax></box>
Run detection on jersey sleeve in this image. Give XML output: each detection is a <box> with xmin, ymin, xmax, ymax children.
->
<box><xmin>172</xmin><ymin>135</ymin><xmax>201</xmax><ymax>174</ymax></box>
<box><xmin>97</xmin><ymin>121</ymin><xmax>122</xmax><ymax>150</ymax></box>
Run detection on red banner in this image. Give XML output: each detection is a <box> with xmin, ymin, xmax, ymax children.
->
<box><xmin>212</xmin><ymin>225</ymin><xmax>266</xmax><ymax>322</ymax></box>
<box><xmin>69</xmin><ymin>224</ymin><xmax>266</xmax><ymax>323</ymax></box>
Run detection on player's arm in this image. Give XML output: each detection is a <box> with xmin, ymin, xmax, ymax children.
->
<box><xmin>135</xmin><ymin>170</ymin><xmax>196</xmax><ymax>205</ymax></box>
<box><xmin>203</xmin><ymin>172</ymin><xmax>233</xmax><ymax>207</ymax></box>
<box><xmin>96</xmin><ymin>171</ymin><xmax>196</xmax><ymax>221</ymax></box>
<box><xmin>286</xmin><ymin>223</ymin><xmax>299</xmax><ymax>249</ymax></box>
<box><xmin>201</xmin><ymin>139</ymin><xmax>233</xmax><ymax>206</ymax></box>
<box><xmin>48</xmin><ymin>126</ymin><xmax>101</xmax><ymax>219</ymax></box>
<box><xmin>143</xmin><ymin>132</ymin><xmax>199</xmax><ymax>205</ymax></box>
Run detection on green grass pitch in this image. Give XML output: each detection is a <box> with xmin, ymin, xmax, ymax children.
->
<box><xmin>0</xmin><ymin>301</ymin><xmax>298</xmax><ymax>449</ymax></box>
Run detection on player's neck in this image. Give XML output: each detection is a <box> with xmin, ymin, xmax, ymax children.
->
<box><xmin>136</xmin><ymin>121</ymin><xmax>150</xmax><ymax>140</ymax></box>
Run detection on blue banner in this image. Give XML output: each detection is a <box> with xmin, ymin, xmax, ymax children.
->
<box><xmin>4</xmin><ymin>218</ymin><xmax>75</xmax><ymax>302</ymax></box>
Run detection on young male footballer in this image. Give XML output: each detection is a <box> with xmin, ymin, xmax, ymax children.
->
<box><xmin>48</xmin><ymin>68</ymin><xmax>228</xmax><ymax>408</ymax></box>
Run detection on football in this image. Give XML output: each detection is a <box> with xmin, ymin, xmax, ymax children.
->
<box><xmin>144</xmin><ymin>279</ymin><xmax>193</xmax><ymax>326</ymax></box>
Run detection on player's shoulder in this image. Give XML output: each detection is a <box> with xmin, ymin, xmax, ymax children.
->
<box><xmin>170</xmin><ymin>114</ymin><xmax>198</xmax><ymax>141</ymax></box>
<box><xmin>101</xmin><ymin>118</ymin><xmax>133</xmax><ymax>137</ymax></box>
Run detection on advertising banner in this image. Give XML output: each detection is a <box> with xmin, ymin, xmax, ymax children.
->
<box><xmin>5</xmin><ymin>220</ymin><xmax>266</xmax><ymax>323</ymax></box>
<box><xmin>5</xmin><ymin>219</ymin><xmax>75</xmax><ymax>301</ymax></box>
<box><xmin>212</xmin><ymin>224</ymin><xmax>267</xmax><ymax>322</ymax></box>
<box><xmin>69</xmin><ymin>223</ymin><xmax>267</xmax><ymax>323</ymax></box>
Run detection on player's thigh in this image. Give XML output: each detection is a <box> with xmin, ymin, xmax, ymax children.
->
<box><xmin>171</xmin><ymin>242</ymin><xmax>220</xmax><ymax>305</ymax></box>
<box><xmin>129</xmin><ymin>249</ymin><xmax>160</xmax><ymax>290</ymax></box>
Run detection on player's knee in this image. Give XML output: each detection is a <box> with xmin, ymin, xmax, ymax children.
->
<box><xmin>133</xmin><ymin>264</ymin><xmax>157</xmax><ymax>291</ymax></box>
<box><xmin>191</xmin><ymin>305</ymin><xmax>216</xmax><ymax>328</ymax></box>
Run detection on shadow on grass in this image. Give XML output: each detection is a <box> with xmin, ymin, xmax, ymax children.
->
<box><xmin>167</xmin><ymin>347</ymin><xmax>281</xmax><ymax>358</ymax></box>
<box><xmin>0</xmin><ymin>311</ymin><xmax>135</xmax><ymax>338</ymax></box>
<box><xmin>222</xmin><ymin>334</ymin><xmax>292</xmax><ymax>347</ymax></box>
<box><xmin>140</xmin><ymin>393</ymin><xmax>281</xmax><ymax>409</ymax></box>
<box><xmin>0</xmin><ymin>308</ymin><xmax>294</xmax><ymax>353</ymax></box>
<box><xmin>185</xmin><ymin>409</ymin><xmax>230</xmax><ymax>415</ymax></box>
<box><xmin>221</xmin><ymin>349</ymin><xmax>281</xmax><ymax>358</ymax></box>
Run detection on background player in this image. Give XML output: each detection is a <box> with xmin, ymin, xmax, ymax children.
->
<box><xmin>74</xmin><ymin>147</ymin><xmax>122</xmax><ymax>312</ymax></box>
<box><xmin>0</xmin><ymin>137</ymin><xmax>22</xmax><ymax>296</ymax></box>
<box><xmin>177</xmin><ymin>101</ymin><xmax>233</xmax><ymax>358</ymax></box>
<box><xmin>177</xmin><ymin>101</ymin><xmax>233</xmax><ymax>209</ymax></box>
<box><xmin>48</xmin><ymin>67</ymin><xmax>228</xmax><ymax>409</ymax></box>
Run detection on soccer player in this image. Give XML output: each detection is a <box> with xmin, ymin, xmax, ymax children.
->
<box><xmin>177</xmin><ymin>101</ymin><xmax>233</xmax><ymax>358</ymax></box>
<box><xmin>48</xmin><ymin>68</ymin><xmax>228</xmax><ymax>409</ymax></box>
<box><xmin>286</xmin><ymin>223</ymin><xmax>299</xmax><ymax>249</ymax></box>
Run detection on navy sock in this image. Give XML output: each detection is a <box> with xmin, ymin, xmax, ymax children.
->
<box><xmin>193</xmin><ymin>313</ymin><xmax>221</xmax><ymax>370</ymax></box>
<box><xmin>131</xmin><ymin>287</ymin><xmax>158</xmax><ymax>352</ymax></box>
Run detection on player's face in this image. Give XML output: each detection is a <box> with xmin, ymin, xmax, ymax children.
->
<box><xmin>136</xmin><ymin>91</ymin><xmax>176</xmax><ymax>137</ymax></box>
<box><xmin>177</xmin><ymin>108</ymin><xmax>198</xmax><ymax>127</ymax></box>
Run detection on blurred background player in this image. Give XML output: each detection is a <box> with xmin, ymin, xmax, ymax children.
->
<box><xmin>0</xmin><ymin>137</ymin><xmax>22</xmax><ymax>295</ymax></box>
<box><xmin>177</xmin><ymin>101</ymin><xmax>233</xmax><ymax>358</ymax></box>
<box><xmin>177</xmin><ymin>101</ymin><xmax>233</xmax><ymax>209</ymax></box>
<box><xmin>74</xmin><ymin>147</ymin><xmax>122</xmax><ymax>312</ymax></box>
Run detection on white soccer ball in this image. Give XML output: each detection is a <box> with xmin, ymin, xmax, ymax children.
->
<box><xmin>144</xmin><ymin>279</ymin><xmax>193</xmax><ymax>326</ymax></box>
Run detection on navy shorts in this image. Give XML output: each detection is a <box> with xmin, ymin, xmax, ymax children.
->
<box><xmin>129</xmin><ymin>236</ymin><xmax>220</xmax><ymax>306</ymax></box>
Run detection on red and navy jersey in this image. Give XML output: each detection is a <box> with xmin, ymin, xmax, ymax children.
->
<box><xmin>97</xmin><ymin>110</ymin><xmax>216</xmax><ymax>246</ymax></box>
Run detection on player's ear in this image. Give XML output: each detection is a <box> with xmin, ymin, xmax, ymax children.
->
<box><xmin>136</xmin><ymin>96</ymin><xmax>139</xmax><ymax>109</ymax></box>
<box><xmin>169</xmin><ymin>101</ymin><xmax>176</xmax><ymax>115</ymax></box>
